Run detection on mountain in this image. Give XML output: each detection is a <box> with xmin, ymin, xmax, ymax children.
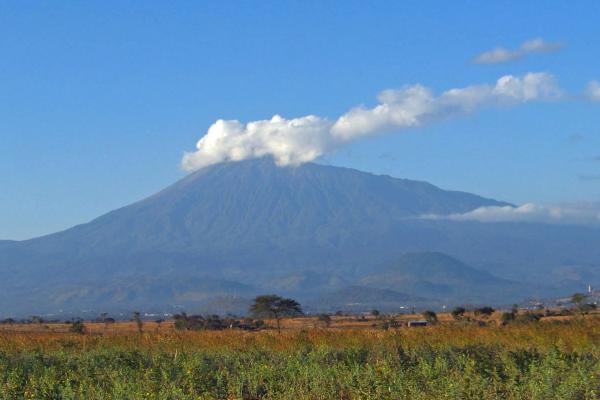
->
<box><xmin>360</xmin><ymin>252</ymin><xmax>525</xmax><ymax>304</ymax></box>
<box><xmin>1</xmin><ymin>158</ymin><xmax>599</xmax><ymax>316</ymax></box>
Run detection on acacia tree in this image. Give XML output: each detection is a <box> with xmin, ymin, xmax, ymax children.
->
<box><xmin>249</xmin><ymin>295</ymin><xmax>302</xmax><ymax>333</ymax></box>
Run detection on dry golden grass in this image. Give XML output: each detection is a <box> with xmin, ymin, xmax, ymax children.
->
<box><xmin>0</xmin><ymin>313</ymin><xmax>597</xmax><ymax>354</ymax></box>
<box><xmin>0</xmin><ymin>309</ymin><xmax>595</xmax><ymax>335</ymax></box>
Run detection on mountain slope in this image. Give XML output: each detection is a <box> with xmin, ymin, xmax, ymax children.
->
<box><xmin>16</xmin><ymin>158</ymin><xmax>510</xmax><ymax>254</ymax></box>
<box><xmin>360</xmin><ymin>252</ymin><xmax>523</xmax><ymax>303</ymax></box>
<box><xmin>0</xmin><ymin>158</ymin><xmax>598</xmax><ymax>315</ymax></box>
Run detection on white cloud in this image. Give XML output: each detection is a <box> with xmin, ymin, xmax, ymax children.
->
<box><xmin>330</xmin><ymin>73</ymin><xmax>560</xmax><ymax>139</ymax></box>
<box><xmin>474</xmin><ymin>38</ymin><xmax>562</xmax><ymax>64</ymax></box>
<box><xmin>584</xmin><ymin>80</ymin><xmax>600</xmax><ymax>101</ymax></box>
<box><xmin>424</xmin><ymin>203</ymin><xmax>600</xmax><ymax>225</ymax></box>
<box><xmin>182</xmin><ymin>73</ymin><xmax>561</xmax><ymax>171</ymax></box>
<box><xmin>181</xmin><ymin>116</ymin><xmax>333</xmax><ymax>170</ymax></box>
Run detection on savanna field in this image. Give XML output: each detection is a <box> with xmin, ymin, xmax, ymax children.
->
<box><xmin>0</xmin><ymin>314</ymin><xmax>598</xmax><ymax>399</ymax></box>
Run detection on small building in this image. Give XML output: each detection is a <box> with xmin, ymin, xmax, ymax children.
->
<box><xmin>407</xmin><ymin>320</ymin><xmax>428</xmax><ymax>327</ymax></box>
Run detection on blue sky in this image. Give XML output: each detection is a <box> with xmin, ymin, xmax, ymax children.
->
<box><xmin>1</xmin><ymin>1</ymin><xmax>600</xmax><ymax>240</ymax></box>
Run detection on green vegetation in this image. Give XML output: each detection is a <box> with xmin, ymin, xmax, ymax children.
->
<box><xmin>0</xmin><ymin>317</ymin><xmax>597</xmax><ymax>399</ymax></box>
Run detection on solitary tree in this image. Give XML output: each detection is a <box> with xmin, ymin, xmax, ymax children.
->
<box><xmin>132</xmin><ymin>311</ymin><xmax>143</xmax><ymax>335</ymax></box>
<box><xmin>249</xmin><ymin>295</ymin><xmax>302</xmax><ymax>333</ymax></box>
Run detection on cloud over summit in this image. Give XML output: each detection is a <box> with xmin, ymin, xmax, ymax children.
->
<box><xmin>182</xmin><ymin>73</ymin><xmax>561</xmax><ymax>171</ymax></box>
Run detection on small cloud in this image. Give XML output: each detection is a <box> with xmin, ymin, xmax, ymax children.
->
<box><xmin>520</xmin><ymin>38</ymin><xmax>562</xmax><ymax>53</ymax></box>
<box><xmin>474</xmin><ymin>48</ymin><xmax>520</xmax><ymax>65</ymax></box>
<box><xmin>378</xmin><ymin>152</ymin><xmax>398</xmax><ymax>161</ymax></box>
<box><xmin>473</xmin><ymin>38</ymin><xmax>562</xmax><ymax>65</ymax></box>
<box><xmin>584</xmin><ymin>80</ymin><xmax>600</xmax><ymax>101</ymax></box>
<box><xmin>423</xmin><ymin>202</ymin><xmax>600</xmax><ymax>225</ymax></box>
<box><xmin>567</xmin><ymin>132</ymin><xmax>585</xmax><ymax>143</ymax></box>
<box><xmin>578</xmin><ymin>174</ymin><xmax>600</xmax><ymax>181</ymax></box>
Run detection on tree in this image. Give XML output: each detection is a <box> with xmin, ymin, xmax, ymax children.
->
<box><xmin>570</xmin><ymin>293</ymin><xmax>593</xmax><ymax>315</ymax></box>
<box><xmin>500</xmin><ymin>312</ymin><xmax>515</xmax><ymax>325</ymax></box>
<box><xmin>451</xmin><ymin>307</ymin><xmax>466</xmax><ymax>320</ymax></box>
<box><xmin>577</xmin><ymin>303</ymin><xmax>597</xmax><ymax>314</ymax></box>
<box><xmin>69</xmin><ymin>319</ymin><xmax>86</xmax><ymax>334</ymax></box>
<box><xmin>516</xmin><ymin>312</ymin><xmax>543</xmax><ymax>323</ymax></box>
<box><xmin>173</xmin><ymin>312</ymin><xmax>192</xmax><ymax>331</ymax></box>
<box><xmin>474</xmin><ymin>306</ymin><xmax>495</xmax><ymax>318</ymax></box>
<box><xmin>155</xmin><ymin>319</ymin><xmax>164</xmax><ymax>333</ymax></box>
<box><xmin>511</xmin><ymin>304</ymin><xmax>519</xmax><ymax>315</ymax></box>
<box><xmin>370</xmin><ymin>309</ymin><xmax>380</xmax><ymax>317</ymax></box>
<box><xmin>249</xmin><ymin>295</ymin><xmax>302</xmax><ymax>333</ymax></box>
<box><xmin>132</xmin><ymin>311</ymin><xmax>143</xmax><ymax>335</ymax></box>
<box><xmin>317</xmin><ymin>314</ymin><xmax>332</xmax><ymax>328</ymax></box>
<box><xmin>422</xmin><ymin>310</ymin><xmax>438</xmax><ymax>324</ymax></box>
<box><xmin>100</xmin><ymin>312</ymin><xmax>110</xmax><ymax>334</ymax></box>
<box><xmin>571</xmin><ymin>293</ymin><xmax>586</xmax><ymax>305</ymax></box>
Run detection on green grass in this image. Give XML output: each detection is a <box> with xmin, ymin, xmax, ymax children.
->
<box><xmin>0</xmin><ymin>320</ymin><xmax>598</xmax><ymax>399</ymax></box>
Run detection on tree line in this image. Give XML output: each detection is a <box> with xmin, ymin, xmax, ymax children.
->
<box><xmin>1</xmin><ymin>292</ymin><xmax>596</xmax><ymax>334</ymax></box>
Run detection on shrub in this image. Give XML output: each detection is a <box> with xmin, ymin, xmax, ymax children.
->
<box><xmin>500</xmin><ymin>312</ymin><xmax>515</xmax><ymax>325</ymax></box>
<box><xmin>516</xmin><ymin>312</ymin><xmax>543</xmax><ymax>323</ymax></box>
<box><xmin>474</xmin><ymin>306</ymin><xmax>495</xmax><ymax>317</ymax></box>
<box><xmin>317</xmin><ymin>314</ymin><xmax>332</xmax><ymax>327</ymax></box>
<box><xmin>422</xmin><ymin>310</ymin><xmax>438</xmax><ymax>324</ymax></box>
<box><xmin>68</xmin><ymin>320</ymin><xmax>86</xmax><ymax>334</ymax></box>
<box><xmin>451</xmin><ymin>306</ymin><xmax>466</xmax><ymax>320</ymax></box>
